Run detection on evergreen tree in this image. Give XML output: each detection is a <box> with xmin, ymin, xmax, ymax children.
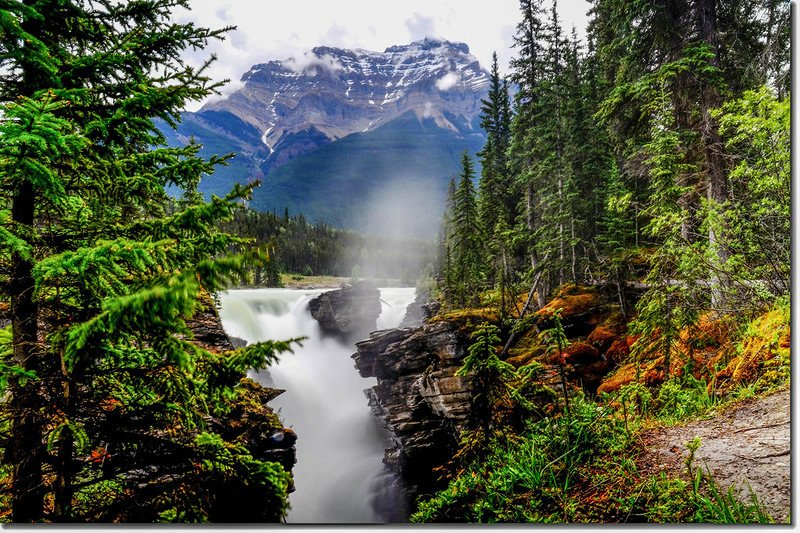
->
<box><xmin>508</xmin><ymin>0</ymin><xmax>549</xmax><ymax>306</ymax></box>
<box><xmin>449</xmin><ymin>152</ymin><xmax>484</xmax><ymax>306</ymax></box>
<box><xmin>456</xmin><ymin>323</ymin><xmax>515</xmax><ymax>447</ymax></box>
<box><xmin>477</xmin><ymin>53</ymin><xmax>513</xmax><ymax>247</ymax></box>
<box><xmin>439</xmin><ymin>176</ymin><xmax>458</xmax><ymax>292</ymax></box>
<box><xmin>0</xmin><ymin>0</ymin><xmax>295</xmax><ymax>522</ymax></box>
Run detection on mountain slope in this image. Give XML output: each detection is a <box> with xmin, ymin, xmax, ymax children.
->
<box><xmin>166</xmin><ymin>38</ymin><xmax>490</xmax><ymax>237</ymax></box>
<box><xmin>251</xmin><ymin>111</ymin><xmax>485</xmax><ymax>238</ymax></box>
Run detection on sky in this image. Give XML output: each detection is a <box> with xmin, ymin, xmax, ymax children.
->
<box><xmin>176</xmin><ymin>0</ymin><xmax>591</xmax><ymax>111</ymax></box>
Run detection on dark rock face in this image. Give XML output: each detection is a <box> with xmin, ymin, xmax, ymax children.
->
<box><xmin>353</xmin><ymin>319</ymin><xmax>472</xmax><ymax>495</ymax></box>
<box><xmin>307</xmin><ymin>281</ymin><xmax>382</xmax><ymax>341</ymax></box>
<box><xmin>188</xmin><ymin>292</ymin><xmax>297</xmax><ymax>488</ymax></box>
<box><xmin>398</xmin><ymin>289</ymin><xmax>439</xmax><ymax>328</ymax></box>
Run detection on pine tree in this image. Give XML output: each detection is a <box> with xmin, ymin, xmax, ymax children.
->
<box><xmin>0</xmin><ymin>0</ymin><xmax>295</xmax><ymax>522</ymax></box>
<box><xmin>438</xmin><ymin>176</ymin><xmax>458</xmax><ymax>291</ymax></box>
<box><xmin>508</xmin><ymin>0</ymin><xmax>549</xmax><ymax>306</ymax></box>
<box><xmin>456</xmin><ymin>323</ymin><xmax>515</xmax><ymax>447</ymax></box>
<box><xmin>477</xmin><ymin>53</ymin><xmax>513</xmax><ymax>248</ymax></box>
<box><xmin>450</xmin><ymin>152</ymin><xmax>484</xmax><ymax>306</ymax></box>
<box><xmin>597</xmin><ymin>159</ymin><xmax>635</xmax><ymax>316</ymax></box>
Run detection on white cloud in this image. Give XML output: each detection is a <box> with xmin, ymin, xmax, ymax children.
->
<box><xmin>286</xmin><ymin>52</ymin><xmax>343</xmax><ymax>76</ymax></box>
<box><xmin>435</xmin><ymin>71</ymin><xmax>461</xmax><ymax>91</ymax></box>
<box><xmin>404</xmin><ymin>13</ymin><xmax>437</xmax><ymax>40</ymax></box>
<box><xmin>214</xmin><ymin>5</ymin><xmax>230</xmax><ymax>22</ymax></box>
<box><xmin>177</xmin><ymin>0</ymin><xmax>589</xmax><ymax>111</ymax></box>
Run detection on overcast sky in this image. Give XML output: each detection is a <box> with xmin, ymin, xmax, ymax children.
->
<box><xmin>177</xmin><ymin>0</ymin><xmax>591</xmax><ymax>111</ymax></box>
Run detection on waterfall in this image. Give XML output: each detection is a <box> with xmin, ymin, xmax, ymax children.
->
<box><xmin>217</xmin><ymin>287</ymin><xmax>416</xmax><ymax>523</ymax></box>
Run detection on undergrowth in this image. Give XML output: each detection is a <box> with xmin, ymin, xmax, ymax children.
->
<box><xmin>413</xmin><ymin>290</ymin><xmax>788</xmax><ymax>523</ymax></box>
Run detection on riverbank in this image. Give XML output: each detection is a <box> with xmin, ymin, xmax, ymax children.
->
<box><xmin>270</xmin><ymin>274</ymin><xmax>414</xmax><ymax>289</ymax></box>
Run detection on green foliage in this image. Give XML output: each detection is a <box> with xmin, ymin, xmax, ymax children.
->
<box><xmin>654</xmin><ymin>376</ymin><xmax>716</xmax><ymax>424</ymax></box>
<box><xmin>412</xmin><ymin>394</ymin><xmax>632</xmax><ymax>523</ymax></box>
<box><xmin>456</xmin><ymin>323</ymin><xmax>514</xmax><ymax>443</ymax></box>
<box><xmin>643</xmin><ymin>458</ymin><xmax>774</xmax><ymax>524</ymax></box>
<box><xmin>0</xmin><ymin>326</ymin><xmax>36</xmax><ymax>392</ymax></box>
<box><xmin>691</xmin><ymin>470</ymin><xmax>774</xmax><ymax>524</ymax></box>
<box><xmin>711</xmin><ymin>87</ymin><xmax>790</xmax><ymax>305</ymax></box>
<box><xmin>544</xmin><ymin>308</ymin><xmax>571</xmax><ymax>416</ymax></box>
<box><xmin>424</xmin><ymin>0</ymin><xmax>789</xmax><ymax>524</ymax></box>
<box><xmin>0</xmin><ymin>0</ymin><xmax>295</xmax><ymax>523</ymax></box>
<box><xmin>443</xmin><ymin>151</ymin><xmax>485</xmax><ymax>306</ymax></box>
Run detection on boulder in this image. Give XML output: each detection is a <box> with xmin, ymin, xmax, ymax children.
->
<box><xmin>308</xmin><ymin>281</ymin><xmax>382</xmax><ymax>341</ymax></box>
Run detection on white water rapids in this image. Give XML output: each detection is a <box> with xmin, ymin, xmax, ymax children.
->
<box><xmin>217</xmin><ymin>287</ymin><xmax>416</xmax><ymax>523</ymax></box>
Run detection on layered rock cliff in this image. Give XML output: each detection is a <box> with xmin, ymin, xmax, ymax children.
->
<box><xmin>353</xmin><ymin>317</ymin><xmax>474</xmax><ymax>495</ymax></box>
<box><xmin>351</xmin><ymin>285</ymin><xmax>635</xmax><ymax>501</ymax></box>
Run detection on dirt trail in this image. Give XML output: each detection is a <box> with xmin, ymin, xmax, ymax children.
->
<box><xmin>638</xmin><ymin>388</ymin><xmax>790</xmax><ymax>523</ymax></box>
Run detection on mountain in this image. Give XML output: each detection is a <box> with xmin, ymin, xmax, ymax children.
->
<box><xmin>166</xmin><ymin>38</ymin><xmax>490</xmax><ymax>238</ymax></box>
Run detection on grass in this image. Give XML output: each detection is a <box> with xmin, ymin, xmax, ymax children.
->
<box><xmin>278</xmin><ymin>274</ymin><xmax>348</xmax><ymax>288</ymax></box>
<box><xmin>276</xmin><ymin>273</ymin><xmax>412</xmax><ymax>288</ymax></box>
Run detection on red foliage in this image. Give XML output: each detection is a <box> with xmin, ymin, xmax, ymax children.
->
<box><xmin>90</xmin><ymin>448</ymin><xmax>110</xmax><ymax>464</ymax></box>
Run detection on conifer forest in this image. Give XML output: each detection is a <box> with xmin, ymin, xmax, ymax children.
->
<box><xmin>0</xmin><ymin>0</ymin><xmax>791</xmax><ymax>524</ymax></box>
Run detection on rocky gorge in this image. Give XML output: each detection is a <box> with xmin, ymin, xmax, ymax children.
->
<box><xmin>347</xmin><ymin>284</ymin><xmax>639</xmax><ymax>501</ymax></box>
<box><xmin>353</xmin><ymin>318</ymin><xmax>472</xmax><ymax>496</ymax></box>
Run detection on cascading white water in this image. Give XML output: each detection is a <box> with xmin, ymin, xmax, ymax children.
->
<box><xmin>217</xmin><ymin>287</ymin><xmax>416</xmax><ymax>523</ymax></box>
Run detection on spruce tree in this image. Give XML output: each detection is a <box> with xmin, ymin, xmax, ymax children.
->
<box><xmin>450</xmin><ymin>152</ymin><xmax>484</xmax><ymax>306</ymax></box>
<box><xmin>477</xmin><ymin>53</ymin><xmax>513</xmax><ymax>247</ymax></box>
<box><xmin>0</xmin><ymin>0</ymin><xmax>295</xmax><ymax>522</ymax></box>
<box><xmin>456</xmin><ymin>323</ymin><xmax>515</xmax><ymax>447</ymax></box>
<box><xmin>508</xmin><ymin>0</ymin><xmax>549</xmax><ymax>305</ymax></box>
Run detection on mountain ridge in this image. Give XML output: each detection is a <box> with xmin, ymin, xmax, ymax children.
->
<box><xmin>167</xmin><ymin>38</ymin><xmax>491</xmax><ymax>238</ymax></box>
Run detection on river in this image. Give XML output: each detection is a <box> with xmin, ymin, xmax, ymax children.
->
<box><xmin>217</xmin><ymin>287</ymin><xmax>416</xmax><ymax>523</ymax></box>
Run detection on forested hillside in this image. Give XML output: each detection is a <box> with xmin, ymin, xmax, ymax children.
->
<box><xmin>0</xmin><ymin>0</ymin><xmax>789</xmax><ymax>525</ymax></box>
<box><xmin>416</xmin><ymin>0</ymin><xmax>790</xmax><ymax>523</ymax></box>
<box><xmin>221</xmin><ymin>207</ymin><xmax>435</xmax><ymax>284</ymax></box>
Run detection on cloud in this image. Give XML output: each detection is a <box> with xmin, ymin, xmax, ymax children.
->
<box><xmin>214</xmin><ymin>5</ymin><xmax>231</xmax><ymax>22</ymax></box>
<box><xmin>229</xmin><ymin>26</ymin><xmax>250</xmax><ymax>51</ymax></box>
<box><xmin>435</xmin><ymin>71</ymin><xmax>460</xmax><ymax>91</ymax></box>
<box><xmin>404</xmin><ymin>12</ymin><xmax>437</xmax><ymax>40</ymax></box>
<box><xmin>286</xmin><ymin>51</ymin><xmax>343</xmax><ymax>76</ymax></box>
<box><xmin>323</xmin><ymin>23</ymin><xmax>350</xmax><ymax>46</ymax></box>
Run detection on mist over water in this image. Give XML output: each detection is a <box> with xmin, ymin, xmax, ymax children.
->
<box><xmin>217</xmin><ymin>287</ymin><xmax>416</xmax><ymax>523</ymax></box>
<box><xmin>359</xmin><ymin>178</ymin><xmax>445</xmax><ymax>240</ymax></box>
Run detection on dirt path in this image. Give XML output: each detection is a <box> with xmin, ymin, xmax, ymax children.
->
<box><xmin>638</xmin><ymin>388</ymin><xmax>790</xmax><ymax>523</ymax></box>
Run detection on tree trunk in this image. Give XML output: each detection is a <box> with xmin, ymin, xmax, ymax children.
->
<box><xmin>53</xmin><ymin>351</ymin><xmax>74</xmax><ymax>522</ymax></box>
<box><xmin>697</xmin><ymin>0</ymin><xmax>729</xmax><ymax>309</ymax></box>
<box><xmin>9</xmin><ymin>180</ymin><xmax>44</xmax><ymax>522</ymax></box>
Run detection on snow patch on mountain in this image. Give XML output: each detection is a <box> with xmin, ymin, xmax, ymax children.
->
<box><xmin>197</xmin><ymin>37</ymin><xmax>490</xmax><ymax>173</ymax></box>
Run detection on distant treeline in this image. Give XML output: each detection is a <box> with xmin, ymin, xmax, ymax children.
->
<box><xmin>223</xmin><ymin>208</ymin><xmax>436</xmax><ymax>285</ymax></box>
